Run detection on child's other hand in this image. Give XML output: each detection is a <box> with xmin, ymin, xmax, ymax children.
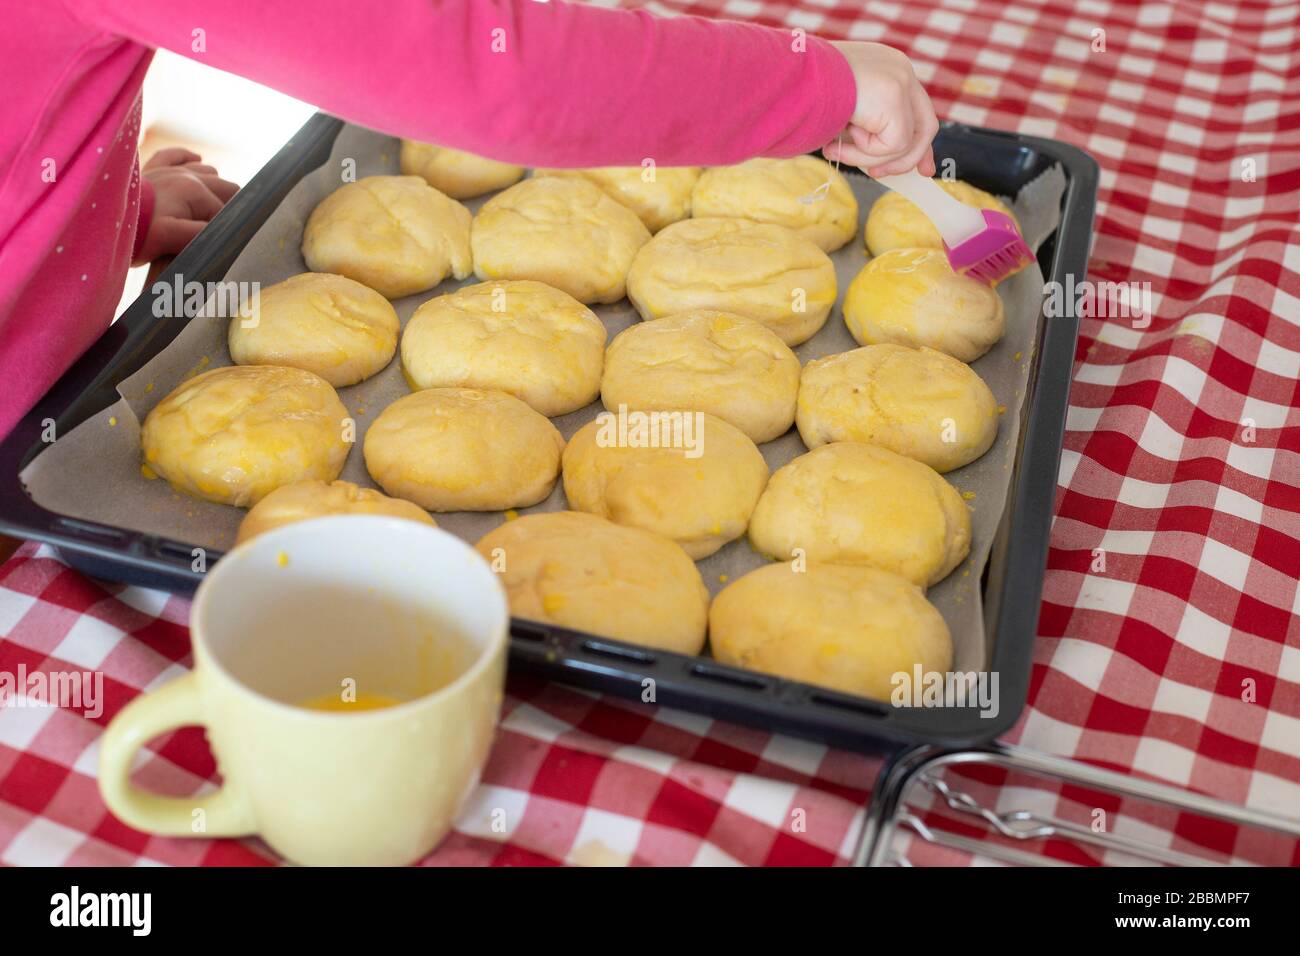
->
<box><xmin>134</xmin><ymin>148</ymin><xmax>239</xmax><ymax>265</ymax></box>
<box><xmin>823</xmin><ymin>42</ymin><xmax>938</xmax><ymax>179</ymax></box>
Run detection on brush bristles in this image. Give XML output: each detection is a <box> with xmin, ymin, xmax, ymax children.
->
<box><xmin>964</xmin><ymin>244</ymin><xmax>1034</xmax><ymax>283</ymax></box>
<box><xmin>946</xmin><ymin>210</ymin><xmax>1035</xmax><ymax>283</ymax></box>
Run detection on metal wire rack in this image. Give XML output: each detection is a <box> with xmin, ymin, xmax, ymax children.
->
<box><xmin>855</xmin><ymin>743</ymin><xmax>1300</xmax><ymax>867</ymax></box>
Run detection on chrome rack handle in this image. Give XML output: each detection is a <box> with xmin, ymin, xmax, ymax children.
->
<box><xmin>856</xmin><ymin>742</ymin><xmax>1300</xmax><ymax>867</ymax></box>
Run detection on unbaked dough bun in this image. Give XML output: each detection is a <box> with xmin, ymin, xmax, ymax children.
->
<box><xmin>235</xmin><ymin>479</ymin><xmax>435</xmax><ymax>544</ymax></box>
<box><xmin>842</xmin><ymin>248</ymin><xmax>1005</xmax><ymax>361</ymax></box>
<box><xmin>470</xmin><ymin>177</ymin><xmax>650</xmax><ymax>304</ymax></box>
<box><xmin>601</xmin><ymin>311</ymin><xmax>800</xmax><ymax>444</ymax></box>
<box><xmin>690</xmin><ymin>157</ymin><xmax>859</xmax><ymax>252</ymax></box>
<box><xmin>747</xmin><ymin>442</ymin><xmax>970</xmax><ymax>586</ymax></box>
<box><xmin>796</xmin><ymin>344</ymin><xmax>998</xmax><ymax>473</ymax></box>
<box><xmin>363</xmin><ymin>388</ymin><xmax>563</xmax><ymax>511</ymax></box>
<box><xmin>141</xmin><ymin>365</ymin><xmax>350</xmax><ymax>508</ymax></box>
<box><xmin>228</xmin><ymin>272</ymin><xmax>399</xmax><ymax>386</ymax></box>
<box><xmin>301</xmin><ymin>175</ymin><xmax>473</xmax><ymax>299</ymax></box>
<box><xmin>475</xmin><ymin>511</ymin><xmax>708</xmax><ymax>654</ymax></box>
<box><xmin>399</xmin><ymin>139</ymin><xmax>524</xmax><ymax>199</ymax></box>
<box><xmin>625</xmin><ymin>218</ymin><xmax>836</xmax><ymax>346</ymax></box>
<box><xmin>709</xmin><ymin>562</ymin><xmax>952</xmax><ymax>701</ymax></box>
<box><xmin>401</xmin><ymin>280</ymin><xmax>606</xmax><ymax>417</ymax></box>
<box><xmin>532</xmin><ymin>165</ymin><xmax>701</xmax><ymax>233</ymax></box>
<box><xmin>562</xmin><ymin>411</ymin><xmax>769</xmax><ymax>559</ymax></box>
<box><xmin>864</xmin><ymin>178</ymin><xmax>1018</xmax><ymax>259</ymax></box>
<box><xmin>369</xmin><ymin>390</ymin><xmax>566</xmax><ymax>515</ymax></box>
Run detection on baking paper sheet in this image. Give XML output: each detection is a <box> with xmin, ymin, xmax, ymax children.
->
<box><xmin>22</xmin><ymin>123</ymin><xmax>1065</xmax><ymax>672</ymax></box>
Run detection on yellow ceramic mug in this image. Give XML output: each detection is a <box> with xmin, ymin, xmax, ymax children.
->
<box><xmin>99</xmin><ymin>516</ymin><xmax>508</xmax><ymax>866</ymax></box>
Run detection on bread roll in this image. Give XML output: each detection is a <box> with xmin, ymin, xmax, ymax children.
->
<box><xmin>399</xmin><ymin>140</ymin><xmax>524</xmax><ymax>199</ymax></box>
<box><xmin>532</xmin><ymin>165</ymin><xmax>700</xmax><ymax>232</ymax></box>
<box><xmin>476</xmin><ymin>511</ymin><xmax>709</xmax><ymax>654</ymax></box>
<box><xmin>236</xmin><ymin>479</ymin><xmax>435</xmax><ymax>543</ymax></box>
<box><xmin>302</xmin><ymin>175</ymin><xmax>473</xmax><ymax>298</ymax></box>
<box><xmin>864</xmin><ymin>178</ymin><xmax>1018</xmax><ymax>260</ymax></box>
<box><xmin>601</xmin><ymin>310</ymin><xmax>800</xmax><ymax>444</ymax></box>
<box><xmin>228</xmin><ymin>272</ymin><xmax>399</xmax><ymax>387</ymax></box>
<box><xmin>562</xmin><ymin>411</ymin><xmax>769</xmax><ymax>558</ymax></box>
<box><xmin>691</xmin><ymin>157</ymin><xmax>858</xmax><ymax>251</ymax></box>
<box><xmin>363</xmin><ymin>388</ymin><xmax>563</xmax><ymax>511</ymax></box>
<box><xmin>842</xmin><ymin>248</ymin><xmax>1005</xmax><ymax>361</ymax></box>
<box><xmin>470</xmin><ymin>177</ymin><xmax>650</xmax><ymax>304</ymax></box>
<box><xmin>142</xmin><ymin>365</ymin><xmax>350</xmax><ymax>507</ymax></box>
<box><xmin>626</xmin><ymin>218</ymin><xmax>836</xmax><ymax>346</ymax></box>
<box><xmin>796</xmin><ymin>344</ymin><xmax>998</xmax><ymax>473</ymax></box>
<box><xmin>747</xmin><ymin>442</ymin><xmax>970</xmax><ymax>586</ymax></box>
<box><xmin>401</xmin><ymin>280</ymin><xmax>606</xmax><ymax>416</ymax></box>
<box><xmin>710</xmin><ymin>561</ymin><xmax>952</xmax><ymax>701</ymax></box>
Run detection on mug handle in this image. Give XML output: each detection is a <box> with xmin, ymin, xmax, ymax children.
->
<box><xmin>99</xmin><ymin>673</ymin><xmax>256</xmax><ymax>837</ymax></box>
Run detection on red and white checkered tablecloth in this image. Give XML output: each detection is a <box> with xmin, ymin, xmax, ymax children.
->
<box><xmin>2</xmin><ymin>0</ymin><xmax>1298</xmax><ymax>866</ymax></box>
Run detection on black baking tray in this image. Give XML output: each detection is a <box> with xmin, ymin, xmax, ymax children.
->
<box><xmin>0</xmin><ymin>113</ymin><xmax>1097</xmax><ymax>753</ymax></box>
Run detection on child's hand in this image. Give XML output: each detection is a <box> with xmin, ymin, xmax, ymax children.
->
<box><xmin>823</xmin><ymin>42</ymin><xmax>939</xmax><ymax>179</ymax></box>
<box><xmin>134</xmin><ymin>148</ymin><xmax>239</xmax><ymax>265</ymax></box>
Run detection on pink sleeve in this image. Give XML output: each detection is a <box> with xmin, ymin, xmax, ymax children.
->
<box><xmin>132</xmin><ymin>176</ymin><xmax>155</xmax><ymax>263</ymax></box>
<box><xmin>65</xmin><ymin>0</ymin><xmax>856</xmax><ymax>168</ymax></box>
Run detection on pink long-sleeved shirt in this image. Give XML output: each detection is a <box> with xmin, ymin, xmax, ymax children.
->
<box><xmin>0</xmin><ymin>0</ymin><xmax>856</xmax><ymax>439</ymax></box>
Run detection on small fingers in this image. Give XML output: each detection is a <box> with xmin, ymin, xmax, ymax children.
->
<box><xmin>903</xmin><ymin>83</ymin><xmax>941</xmax><ymax>174</ymax></box>
<box><xmin>820</xmin><ymin>133</ymin><xmax>850</xmax><ymax>162</ymax></box>
<box><xmin>145</xmin><ymin>147</ymin><xmax>203</xmax><ymax>170</ymax></box>
<box><xmin>918</xmin><ymin>146</ymin><xmax>937</xmax><ymax>178</ymax></box>
<box><xmin>148</xmin><ymin>217</ymin><xmax>206</xmax><ymax>256</ymax></box>
<box><xmin>196</xmin><ymin>174</ymin><xmax>240</xmax><ymax>202</ymax></box>
<box><xmin>914</xmin><ymin>82</ymin><xmax>940</xmax><ymax>144</ymax></box>
<box><xmin>865</xmin><ymin>105</ymin><xmax>914</xmax><ymax>166</ymax></box>
<box><xmin>825</xmin><ymin>134</ymin><xmax>919</xmax><ymax>178</ymax></box>
<box><xmin>864</xmin><ymin>83</ymin><xmax>941</xmax><ymax>177</ymax></box>
<box><xmin>866</xmin><ymin>138</ymin><xmax>934</xmax><ymax>177</ymax></box>
<box><xmin>176</xmin><ymin>175</ymin><xmax>227</xmax><ymax>221</ymax></box>
<box><xmin>849</xmin><ymin>124</ymin><xmax>914</xmax><ymax>174</ymax></box>
<box><xmin>823</xmin><ymin>139</ymin><xmax>878</xmax><ymax>170</ymax></box>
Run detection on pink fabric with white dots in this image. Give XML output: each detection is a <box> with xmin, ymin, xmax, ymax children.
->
<box><xmin>0</xmin><ymin>13</ymin><xmax>152</xmax><ymax>439</ymax></box>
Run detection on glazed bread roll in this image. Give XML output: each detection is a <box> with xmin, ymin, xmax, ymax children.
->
<box><xmin>302</xmin><ymin>175</ymin><xmax>473</xmax><ymax>299</ymax></box>
<box><xmin>236</xmin><ymin>479</ymin><xmax>435</xmax><ymax>543</ymax></box>
<box><xmin>843</xmin><ymin>248</ymin><xmax>1005</xmax><ymax>361</ymax></box>
<box><xmin>141</xmin><ymin>365</ymin><xmax>350</xmax><ymax>507</ymax></box>
<box><xmin>710</xmin><ymin>562</ymin><xmax>952</xmax><ymax>701</ymax></box>
<box><xmin>228</xmin><ymin>273</ymin><xmax>399</xmax><ymax>387</ymax></box>
<box><xmin>796</xmin><ymin>344</ymin><xmax>999</xmax><ymax>473</ymax></box>
<box><xmin>562</xmin><ymin>411</ymin><xmax>769</xmax><ymax>559</ymax></box>
<box><xmin>690</xmin><ymin>157</ymin><xmax>859</xmax><ymax>252</ymax></box>
<box><xmin>748</xmin><ymin>442</ymin><xmax>970</xmax><ymax>586</ymax></box>
<box><xmin>532</xmin><ymin>165</ymin><xmax>701</xmax><ymax>233</ymax></box>
<box><xmin>401</xmin><ymin>280</ymin><xmax>606</xmax><ymax>417</ymax></box>
<box><xmin>363</xmin><ymin>388</ymin><xmax>563</xmax><ymax>511</ymax></box>
<box><xmin>601</xmin><ymin>310</ymin><xmax>800</xmax><ymax>444</ymax></box>
<box><xmin>470</xmin><ymin>177</ymin><xmax>650</xmax><ymax>304</ymax></box>
<box><xmin>626</xmin><ymin>218</ymin><xmax>837</xmax><ymax>346</ymax></box>
<box><xmin>475</xmin><ymin>511</ymin><xmax>708</xmax><ymax>654</ymax></box>
<box><xmin>865</xmin><ymin>178</ymin><xmax>1018</xmax><ymax>258</ymax></box>
<box><xmin>399</xmin><ymin>139</ymin><xmax>524</xmax><ymax>199</ymax></box>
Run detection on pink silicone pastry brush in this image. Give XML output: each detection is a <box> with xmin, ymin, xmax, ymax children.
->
<box><xmin>875</xmin><ymin>169</ymin><xmax>1034</xmax><ymax>283</ymax></box>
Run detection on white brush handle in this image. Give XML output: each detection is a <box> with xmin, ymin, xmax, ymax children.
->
<box><xmin>876</xmin><ymin>169</ymin><xmax>987</xmax><ymax>246</ymax></box>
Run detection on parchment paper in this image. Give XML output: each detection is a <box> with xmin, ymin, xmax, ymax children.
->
<box><xmin>23</xmin><ymin>123</ymin><xmax>1065</xmax><ymax>672</ymax></box>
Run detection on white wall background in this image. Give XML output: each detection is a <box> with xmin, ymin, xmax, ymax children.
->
<box><xmin>119</xmin><ymin>51</ymin><xmax>317</xmax><ymax>314</ymax></box>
